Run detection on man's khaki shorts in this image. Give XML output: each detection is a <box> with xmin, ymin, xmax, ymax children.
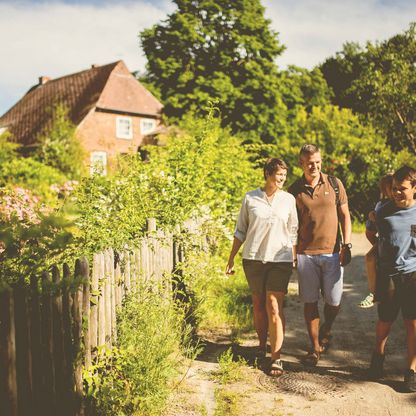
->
<box><xmin>242</xmin><ymin>259</ymin><xmax>293</xmax><ymax>295</ymax></box>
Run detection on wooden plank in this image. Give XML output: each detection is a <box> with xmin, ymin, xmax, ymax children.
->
<box><xmin>124</xmin><ymin>249</ymin><xmax>131</xmax><ymax>295</ymax></box>
<box><xmin>135</xmin><ymin>247</ymin><xmax>141</xmax><ymax>287</ymax></box>
<box><xmin>41</xmin><ymin>271</ymin><xmax>55</xmax><ymax>412</ymax></box>
<box><xmin>130</xmin><ymin>249</ymin><xmax>137</xmax><ymax>293</ymax></box>
<box><xmin>62</xmin><ymin>263</ymin><xmax>75</xmax><ymax>412</ymax></box>
<box><xmin>13</xmin><ymin>279</ymin><xmax>33</xmax><ymax>415</ymax></box>
<box><xmin>28</xmin><ymin>274</ymin><xmax>42</xmax><ymax>415</ymax></box>
<box><xmin>81</xmin><ymin>257</ymin><xmax>91</xmax><ymax>368</ymax></box>
<box><xmin>140</xmin><ymin>240</ymin><xmax>148</xmax><ymax>285</ymax></box>
<box><xmin>104</xmin><ymin>250</ymin><xmax>112</xmax><ymax>347</ymax></box>
<box><xmin>0</xmin><ymin>287</ymin><xmax>18</xmax><ymax>416</ymax></box>
<box><xmin>90</xmin><ymin>253</ymin><xmax>99</xmax><ymax>353</ymax></box>
<box><xmin>109</xmin><ymin>249</ymin><xmax>117</xmax><ymax>344</ymax></box>
<box><xmin>97</xmin><ymin>252</ymin><xmax>106</xmax><ymax>347</ymax></box>
<box><xmin>114</xmin><ymin>251</ymin><xmax>122</xmax><ymax>308</ymax></box>
<box><xmin>73</xmin><ymin>259</ymin><xmax>86</xmax><ymax>415</ymax></box>
<box><xmin>51</xmin><ymin>265</ymin><xmax>66</xmax><ymax>411</ymax></box>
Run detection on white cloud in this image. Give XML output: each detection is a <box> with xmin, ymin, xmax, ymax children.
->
<box><xmin>263</xmin><ymin>0</ymin><xmax>415</xmax><ymax>68</ymax></box>
<box><xmin>0</xmin><ymin>1</ymin><xmax>173</xmax><ymax>114</ymax></box>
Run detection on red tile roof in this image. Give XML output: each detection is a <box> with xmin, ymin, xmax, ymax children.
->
<box><xmin>0</xmin><ymin>60</ymin><xmax>163</xmax><ymax>147</ymax></box>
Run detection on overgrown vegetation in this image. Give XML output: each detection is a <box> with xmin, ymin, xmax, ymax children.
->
<box><xmin>83</xmin><ymin>286</ymin><xmax>197</xmax><ymax>415</ymax></box>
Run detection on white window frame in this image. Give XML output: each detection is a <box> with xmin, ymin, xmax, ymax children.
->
<box><xmin>140</xmin><ymin>118</ymin><xmax>156</xmax><ymax>135</ymax></box>
<box><xmin>116</xmin><ymin>116</ymin><xmax>133</xmax><ymax>139</ymax></box>
<box><xmin>90</xmin><ymin>151</ymin><xmax>107</xmax><ymax>175</ymax></box>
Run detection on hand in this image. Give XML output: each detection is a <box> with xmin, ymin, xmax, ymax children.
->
<box><xmin>225</xmin><ymin>259</ymin><xmax>235</xmax><ymax>275</ymax></box>
<box><xmin>340</xmin><ymin>245</ymin><xmax>351</xmax><ymax>267</ymax></box>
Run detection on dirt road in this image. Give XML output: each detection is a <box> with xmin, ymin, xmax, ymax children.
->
<box><xmin>167</xmin><ymin>233</ymin><xmax>416</xmax><ymax>416</ymax></box>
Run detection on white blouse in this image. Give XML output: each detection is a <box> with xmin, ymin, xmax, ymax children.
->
<box><xmin>234</xmin><ymin>188</ymin><xmax>298</xmax><ymax>263</ymax></box>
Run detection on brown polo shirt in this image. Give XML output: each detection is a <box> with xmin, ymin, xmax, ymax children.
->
<box><xmin>288</xmin><ymin>173</ymin><xmax>348</xmax><ymax>255</ymax></box>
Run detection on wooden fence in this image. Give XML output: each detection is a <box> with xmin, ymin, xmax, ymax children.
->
<box><xmin>0</xmin><ymin>219</ymin><xmax>178</xmax><ymax>416</ymax></box>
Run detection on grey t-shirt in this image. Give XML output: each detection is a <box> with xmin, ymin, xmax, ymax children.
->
<box><xmin>376</xmin><ymin>200</ymin><xmax>416</xmax><ymax>276</ymax></box>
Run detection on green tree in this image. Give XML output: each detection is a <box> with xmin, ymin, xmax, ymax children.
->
<box><xmin>280</xmin><ymin>66</ymin><xmax>332</xmax><ymax>113</ymax></box>
<box><xmin>320</xmin><ymin>23</ymin><xmax>416</xmax><ymax>152</ymax></box>
<box><xmin>140</xmin><ymin>0</ymin><xmax>287</xmax><ymax>143</ymax></box>
<box><xmin>35</xmin><ymin>104</ymin><xmax>85</xmax><ymax>178</ymax></box>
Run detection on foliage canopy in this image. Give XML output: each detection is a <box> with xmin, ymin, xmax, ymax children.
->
<box><xmin>140</xmin><ymin>0</ymin><xmax>287</xmax><ymax>143</ymax></box>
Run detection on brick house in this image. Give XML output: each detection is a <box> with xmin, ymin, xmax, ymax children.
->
<box><xmin>0</xmin><ymin>60</ymin><xmax>163</xmax><ymax>174</ymax></box>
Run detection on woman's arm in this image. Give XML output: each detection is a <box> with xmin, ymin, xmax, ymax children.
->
<box><xmin>226</xmin><ymin>237</ymin><xmax>244</xmax><ymax>275</ymax></box>
<box><xmin>226</xmin><ymin>195</ymin><xmax>248</xmax><ymax>275</ymax></box>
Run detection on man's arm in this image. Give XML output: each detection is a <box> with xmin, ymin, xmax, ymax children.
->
<box><xmin>338</xmin><ymin>202</ymin><xmax>352</xmax><ymax>266</ymax></box>
<box><xmin>338</xmin><ymin>202</ymin><xmax>352</xmax><ymax>244</ymax></box>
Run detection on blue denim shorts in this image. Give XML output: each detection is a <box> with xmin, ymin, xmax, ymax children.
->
<box><xmin>297</xmin><ymin>253</ymin><xmax>343</xmax><ymax>305</ymax></box>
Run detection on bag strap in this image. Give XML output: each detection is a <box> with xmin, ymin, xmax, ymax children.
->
<box><xmin>327</xmin><ymin>175</ymin><xmax>340</xmax><ymax>206</ymax></box>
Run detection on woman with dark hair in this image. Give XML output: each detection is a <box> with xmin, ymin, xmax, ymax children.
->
<box><xmin>226</xmin><ymin>158</ymin><xmax>298</xmax><ymax>377</ymax></box>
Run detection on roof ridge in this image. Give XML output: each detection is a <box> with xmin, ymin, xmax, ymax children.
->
<box><xmin>34</xmin><ymin>60</ymin><xmax>121</xmax><ymax>87</ymax></box>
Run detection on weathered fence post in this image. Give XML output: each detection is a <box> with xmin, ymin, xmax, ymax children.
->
<box><xmin>110</xmin><ymin>249</ymin><xmax>117</xmax><ymax>344</ymax></box>
<box><xmin>0</xmin><ymin>287</ymin><xmax>18</xmax><ymax>416</ymax></box>
<box><xmin>104</xmin><ymin>250</ymin><xmax>112</xmax><ymax>347</ymax></box>
<box><xmin>41</xmin><ymin>270</ymin><xmax>55</xmax><ymax>414</ymax></box>
<box><xmin>62</xmin><ymin>263</ymin><xmax>75</xmax><ymax>413</ymax></box>
<box><xmin>82</xmin><ymin>260</ymin><xmax>91</xmax><ymax>369</ymax></box>
<box><xmin>51</xmin><ymin>265</ymin><xmax>66</xmax><ymax>412</ymax></box>
<box><xmin>97</xmin><ymin>252</ymin><xmax>106</xmax><ymax>347</ymax></box>
<box><xmin>73</xmin><ymin>258</ymin><xmax>88</xmax><ymax>415</ymax></box>
<box><xmin>90</xmin><ymin>253</ymin><xmax>99</xmax><ymax>356</ymax></box>
<box><xmin>14</xmin><ymin>279</ymin><xmax>33</xmax><ymax>416</ymax></box>
<box><xmin>29</xmin><ymin>274</ymin><xmax>42</xmax><ymax>415</ymax></box>
<box><xmin>123</xmin><ymin>249</ymin><xmax>131</xmax><ymax>295</ymax></box>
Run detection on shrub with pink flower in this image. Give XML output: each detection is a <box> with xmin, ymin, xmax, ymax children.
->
<box><xmin>50</xmin><ymin>180</ymin><xmax>79</xmax><ymax>199</ymax></box>
<box><xmin>0</xmin><ymin>186</ymin><xmax>48</xmax><ymax>225</ymax></box>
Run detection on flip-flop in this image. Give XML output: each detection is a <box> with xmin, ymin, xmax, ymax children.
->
<box><xmin>269</xmin><ymin>359</ymin><xmax>284</xmax><ymax>377</ymax></box>
<box><xmin>302</xmin><ymin>350</ymin><xmax>320</xmax><ymax>366</ymax></box>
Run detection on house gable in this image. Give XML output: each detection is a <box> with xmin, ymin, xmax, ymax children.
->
<box><xmin>0</xmin><ymin>61</ymin><xmax>163</xmax><ymax>150</ymax></box>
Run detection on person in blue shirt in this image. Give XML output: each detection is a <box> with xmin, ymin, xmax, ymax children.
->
<box><xmin>368</xmin><ymin>166</ymin><xmax>416</xmax><ymax>392</ymax></box>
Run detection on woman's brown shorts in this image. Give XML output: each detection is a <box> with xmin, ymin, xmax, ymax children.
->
<box><xmin>242</xmin><ymin>259</ymin><xmax>293</xmax><ymax>295</ymax></box>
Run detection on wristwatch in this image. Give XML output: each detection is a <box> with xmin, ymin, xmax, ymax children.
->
<box><xmin>342</xmin><ymin>243</ymin><xmax>352</xmax><ymax>249</ymax></box>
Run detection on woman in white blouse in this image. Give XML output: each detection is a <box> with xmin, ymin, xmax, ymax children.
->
<box><xmin>226</xmin><ymin>158</ymin><xmax>298</xmax><ymax>377</ymax></box>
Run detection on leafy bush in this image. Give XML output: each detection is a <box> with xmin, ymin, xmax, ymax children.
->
<box><xmin>83</xmin><ymin>286</ymin><xmax>197</xmax><ymax>415</ymax></box>
<box><xmin>35</xmin><ymin>104</ymin><xmax>85</xmax><ymax>179</ymax></box>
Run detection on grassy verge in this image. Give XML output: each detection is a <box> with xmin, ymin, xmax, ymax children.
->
<box><xmin>187</xmin><ymin>249</ymin><xmax>253</xmax><ymax>335</ymax></box>
<box><xmin>83</xmin><ymin>281</ymin><xmax>197</xmax><ymax>415</ymax></box>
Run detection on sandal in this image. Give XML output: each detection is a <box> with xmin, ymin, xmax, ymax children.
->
<box><xmin>269</xmin><ymin>359</ymin><xmax>284</xmax><ymax>377</ymax></box>
<box><xmin>303</xmin><ymin>350</ymin><xmax>320</xmax><ymax>366</ymax></box>
<box><xmin>319</xmin><ymin>326</ymin><xmax>332</xmax><ymax>353</ymax></box>
<box><xmin>359</xmin><ymin>293</ymin><xmax>374</xmax><ymax>308</ymax></box>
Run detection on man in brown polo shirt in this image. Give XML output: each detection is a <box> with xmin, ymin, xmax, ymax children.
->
<box><xmin>289</xmin><ymin>144</ymin><xmax>352</xmax><ymax>366</ymax></box>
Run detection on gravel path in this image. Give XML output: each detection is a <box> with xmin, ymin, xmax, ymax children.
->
<box><xmin>167</xmin><ymin>233</ymin><xmax>416</xmax><ymax>416</ymax></box>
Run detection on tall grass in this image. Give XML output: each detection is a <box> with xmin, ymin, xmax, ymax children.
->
<box><xmin>186</xmin><ymin>250</ymin><xmax>253</xmax><ymax>334</ymax></box>
<box><xmin>83</xmin><ymin>281</ymin><xmax>197</xmax><ymax>415</ymax></box>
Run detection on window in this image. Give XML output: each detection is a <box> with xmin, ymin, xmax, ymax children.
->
<box><xmin>90</xmin><ymin>151</ymin><xmax>107</xmax><ymax>175</ymax></box>
<box><xmin>116</xmin><ymin>116</ymin><xmax>133</xmax><ymax>139</ymax></box>
<box><xmin>140</xmin><ymin>118</ymin><xmax>156</xmax><ymax>135</ymax></box>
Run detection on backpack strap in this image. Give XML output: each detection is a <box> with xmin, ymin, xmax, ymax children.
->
<box><xmin>327</xmin><ymin>175</ymin><xmax>340</xmax><ymax>206</ymax></box>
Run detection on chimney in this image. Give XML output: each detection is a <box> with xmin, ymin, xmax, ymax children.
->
<box><xmin>38</xmin><ymin>76</ymin><xmax>50</xmax><ymax>85</ymax></box>
<box><xmin>91</xmin><ymin>64</ymin><xmax>98</xmax><ymax>68</ymax></box>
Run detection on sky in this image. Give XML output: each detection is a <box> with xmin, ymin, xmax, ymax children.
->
<box><xmin>0</xmin><ymin>0</ymin><xmax>415</xmax><ymax>115</ymax></box>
